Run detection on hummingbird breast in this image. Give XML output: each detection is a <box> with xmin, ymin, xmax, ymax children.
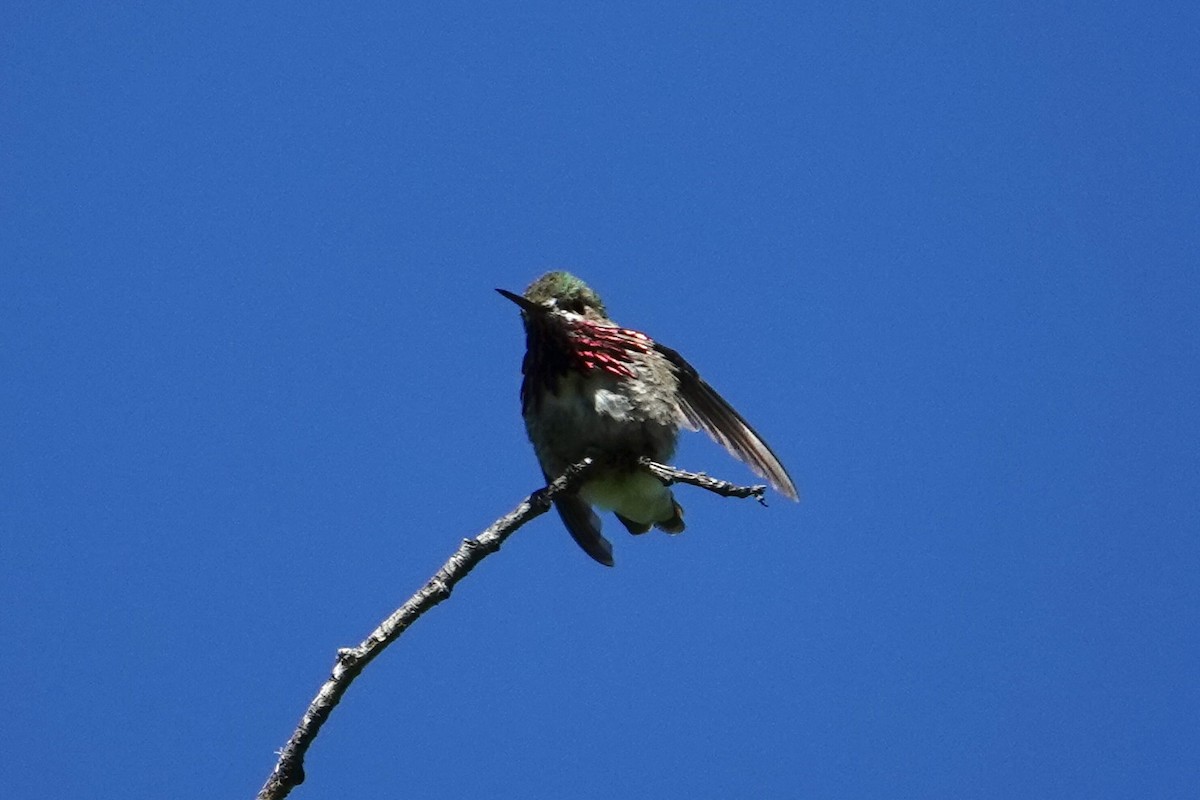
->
<box><xmin>525</xmin><ymin>363</ymin><xmax>680</xmax><ymax>476</ymax></box>
<box><xmin>519</xmin><ymin>313</ymin><xmax>697</xmax><ymax>533</ymax></box>
<box><xmin>520</xmin><ymin>315</ymin><xmax>684</xmax><ymax>525</ymax></box>
<box><xmin>526</xmin><ymin>363</ymin><xmax>682</xmax><ymax>527</ymax></box>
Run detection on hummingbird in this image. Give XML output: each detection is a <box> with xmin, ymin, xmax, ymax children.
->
<box><xmin>498</xmin><ymin>271</ymin><xmax>798</xmax><ymax>566</ymax></box>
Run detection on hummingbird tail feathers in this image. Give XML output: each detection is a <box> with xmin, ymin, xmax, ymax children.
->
<box><xmin>554</xmin><ymin>494</ymin><xmax>615</xmax><ymax>566</ymax></box>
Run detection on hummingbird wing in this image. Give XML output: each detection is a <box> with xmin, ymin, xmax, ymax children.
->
<box><xmin>550</xmin><ymin>483</ymin><xmax>615</xmax><ymax>566</ymax></box>
<box><xmin>655</xmin><ymin>343</ymin><xmax>799</xmax><ymax>501</ymax></box>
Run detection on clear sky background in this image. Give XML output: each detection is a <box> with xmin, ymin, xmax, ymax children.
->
<box><xmin>3</xmin><ymin>3</ymin><xmax>1197</xmax><ymax>798</ymax></box>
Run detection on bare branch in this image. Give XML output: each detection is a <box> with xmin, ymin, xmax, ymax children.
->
<box><xmin>639</xmin><ymin>458</ymin><xmax>768</xmax><ymax>504</ymax></box>
<box><xmin>256</xmin><ymin>458</ymin><xmax>768</xmax><ymax>799</ymax></box>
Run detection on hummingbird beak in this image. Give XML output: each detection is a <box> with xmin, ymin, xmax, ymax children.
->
<box><xmin>496</xmin><ymin>288</ymin><xmax>546</xmax><ymax>315</ymax></box>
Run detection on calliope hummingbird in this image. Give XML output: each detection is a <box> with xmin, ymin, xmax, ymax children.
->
<box><xmin>498</xmin><ymin>271</ymin><xmax>797</xmax><ymax>566</ymax></box>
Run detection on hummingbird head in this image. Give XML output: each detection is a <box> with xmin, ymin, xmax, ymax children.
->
<box><xmin>497</xmin><ymin>271</ymin><xmax>609</xmax><ymax>322</ymax></box>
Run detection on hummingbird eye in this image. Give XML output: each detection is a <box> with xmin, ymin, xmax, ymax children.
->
<box><xmin>560</xmin><ymin>296</ymin><xmax>586</xmax><ymax>314</ymax></box>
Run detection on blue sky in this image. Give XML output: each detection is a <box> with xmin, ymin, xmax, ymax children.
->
<box><xmin>3</xmin><ymin>3</ymin><xmax>1197</xmax><ymax>798</ymax></box>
